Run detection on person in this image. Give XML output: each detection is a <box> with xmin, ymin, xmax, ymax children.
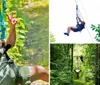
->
<box><xmin>0</xmin><ymin>12</ymin><xmax>49</xmax><ymax>85</ymax></box>
<box><xmin>64</xmin><ymin>15</ymin><xmax>85</xmax><ymax>36</ymax></box>
<box><xmin>80</xmin><ymin>55</ymin><xmax>85</xmax><ymax>64</ymax></box>
<box><xmin>74</xmin><ymin>69</ymin><xmax>81</xmax><ymax>79</ymax></box>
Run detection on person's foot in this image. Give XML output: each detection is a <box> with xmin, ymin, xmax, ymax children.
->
<box><xmin>64</xmin><ymin>32</ymin><xmax>69</xmax><ymax>36</ymax></box>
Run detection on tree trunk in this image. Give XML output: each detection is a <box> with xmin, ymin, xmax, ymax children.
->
<box><xmin>71</xmin><ymin>44</ymin><xmax>73</xmax><ymax>72</ymax></box>
<box><xmin>95</xmin><ymin>44</ymin><xmax>99</xmax><ymax>85</ymax></box>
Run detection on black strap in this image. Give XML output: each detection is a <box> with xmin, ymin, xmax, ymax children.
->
<box><xmin>5</xmin><ymin>44</ymin><xmax>11</xmax><ymax>51</ymax></box>
<box><xmin>2</xmin><ymin>41</ymin><xmax>5</xmax><ymax>47</ymax></box>
<box><xmin>1</xmin><ymin>41</ymin><xmax>11</xmax><ymax>60</ymax></box>
<box><xmin>80</xmin><ymin>56</ymin><xmax>84</xmax><ymax>62</ymax></box>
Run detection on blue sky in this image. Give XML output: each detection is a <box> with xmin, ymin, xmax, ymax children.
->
<box><xmin>50</xmin><ymin>0</ymin><xmax>100</xmax><ymax>43</ymax></box>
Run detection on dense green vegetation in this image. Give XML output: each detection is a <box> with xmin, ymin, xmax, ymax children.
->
<box><xmin>50</xmin><ymin>32</ymin><xmax>56</xmax><ymax>42</ymax></box>
<box><xmin>50</xmin><ymin>44</ymin><xmax>100</xmax><ymax>85</ymax></box>
<box><xmin>91</xmin><ymin>24</ymin><xmax>100</xmax><ymax>42</ymax></box>
<box><xmin>50</xmin><ymin>44</ymin><xmax>73</xmax><ymax>85</ymax></box>
<box><xmin>4</xmin><ymin>0</ymin><xmax>49</xmax><ymax>67</ymax></box>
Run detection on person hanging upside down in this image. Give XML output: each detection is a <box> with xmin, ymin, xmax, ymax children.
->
<box><xmin>64</xmin><ymin>15</ymin><xmax>85</xmax><ymax>36</ymax></box>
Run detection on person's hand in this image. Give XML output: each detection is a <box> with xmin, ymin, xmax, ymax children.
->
<box><xmin>7</xmin><ymin>12</ymin><xmax>17</xmax><ymax>26</ymax></box>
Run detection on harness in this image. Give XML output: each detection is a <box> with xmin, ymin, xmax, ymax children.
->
<box><xmin>0</xmin><ymin>42</ymin><xmax>24</xmax><ymax>85</ymax></box>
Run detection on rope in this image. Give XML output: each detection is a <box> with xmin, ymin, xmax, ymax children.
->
<box><xmin>0</xmin><ymin>0</ymin><xmax>7</xmax><ymax>40</ymax></box>
<box><xmin>80</xmin><ymin>0</ymin><xmax>94</xmax><ymax>42</ymax></box>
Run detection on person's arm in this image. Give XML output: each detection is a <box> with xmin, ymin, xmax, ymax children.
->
<box><xmin>78</xmin><ymin>16</ymin><xmax>82</xmax><ymax>22</ymax></box>
<box><xmin>76</xmin><ymin>14</ymin><xmax>82</xmax><ymax>23</ymax></box>
<box><xmin>5</xmin><ymin>12</ymin><xmax>17</xmax><ymax>47</ymax></box>
<box><xmin>76</xmin><ymin>16</ymin><xmax>79</xmax><ymax>24</ymax></box>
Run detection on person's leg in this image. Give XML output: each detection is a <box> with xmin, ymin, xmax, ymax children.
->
<box><xmin>28</xmin><ymin>65</ymin><xmax>49</xmax><ymax>82</ymax></box>
<box><xmin>64</xmin><ymin>26</ymin><xmax>76</xmax><ymax>36</ymax></box>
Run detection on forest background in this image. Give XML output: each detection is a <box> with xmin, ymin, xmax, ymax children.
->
<box><xmin>51</xmin><ymin>44</ymin><xmax>100</xmax><ymax>85</ymax></box>
<box><xmin>5</xmin><ymin>0</ymin><xmax>49</xmax><ymax>68</ymax></box>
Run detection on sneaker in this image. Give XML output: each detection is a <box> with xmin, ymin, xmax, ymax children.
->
<box><xmin>64</xmin><ymin>32</ymin><xmax>69</xmax><ymax>36</ymax></box>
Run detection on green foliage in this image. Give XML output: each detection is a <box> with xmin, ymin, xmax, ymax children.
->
<box><xmin>22</xmin><ymin>0</ymin><xmax>49</xmax><ymax>66</ymax></box>
<box><xmin>50</xmin><ymin>32</ymin><xmax>56</xmax><ymax>42</ymax></box>
<box><xmin>51</xmin><ymin>70</ymin><xmax>73</xmax><ymax>85</ymax></box>
<box><xmin>91</xmin><ymin>24</ymin><xmax>100</xmax><ymax>42</ymax></box>
<box><xmin>4</xmin><ymin>0</ymin><xmax>49</xmax><ymax>67</ymax></box>
<box><xmin>85</xmin><ymin>69</ymin><xmax>94</xmax><ymax>82</ymax></box>
<box><xmin>50</xmin><ymin>44</ymin><xmax>100</xmax><ymax>84</ymax></box>
<box><xmin>73</xmin><ymin>44</ymin><xmax>96</xmax><ymax>85</ymax></box>
<box><xmin>73</xmin><ymin>80</ymin><xmax>85</xmax><ymax>85</ymax></box>
<box><xmin>51</xmin><ymin>44</ymin><xmax>100</xmax><ymax>84</ymax></box>
<box><xmin>4</xmin><ymin>1</ymin><xmax>27</xmax><ymax>65</ymax></box>
<box><xmin>86</xmin><ymin>81</ymin><xmax>94</xmax><ymax>85</ymax></box>
<box><xmin>50</xmin><ymin>44</ymin><xmax>73</xmax><ymax>85</ymax></box>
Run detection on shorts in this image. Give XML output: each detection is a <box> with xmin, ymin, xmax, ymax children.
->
<box><xmin>71</xmin><ymin>27</ymin><xmax>82</xmax><ymax>32</ymax></box>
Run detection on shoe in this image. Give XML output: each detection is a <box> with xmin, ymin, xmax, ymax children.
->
<box><xmin>64</xmin><ymin>32</ymin><xmax>69</xmax><ymax>36</ymax></box>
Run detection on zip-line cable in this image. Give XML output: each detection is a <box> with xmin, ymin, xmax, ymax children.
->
<box><xmin>80</xmin><ymin>0</ymin><xmax>94</xmax><ymax>42</ymax></box>
<box><xmin>77</xmin><ymin>7</ymin><xmax>93</xmax><ymax>42</ymax></box>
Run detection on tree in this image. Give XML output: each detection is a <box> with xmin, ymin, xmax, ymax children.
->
<box><xmin>95</xmin><ymin>44</ymin><xmax>100</xmax><ymax>85</ymax></box>
<box><xmin>50</xmin><ymin>44</ymin><xmax>73</xmax><ymax>85</ymax></box>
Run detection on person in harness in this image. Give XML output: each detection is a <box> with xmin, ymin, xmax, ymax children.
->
<box><xmin>0</xmin><ymin>2</ymin><xmax>49</xmax><ymax>85</ymax></box>
<box><xmin>64</xmin><ymin>5</ymin><xmax>85</xmax><ymax>36</ymax></box>
<box><xmin>64</xmin><ymin>15</ymin><xmax>85</xmax><ymax>36</ymax></box>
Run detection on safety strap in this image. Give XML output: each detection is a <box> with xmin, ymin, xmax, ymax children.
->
<box><xmin>1</xmin><ymin>41</ymin><xmax>11</xmax><ymax>60</ymax></box>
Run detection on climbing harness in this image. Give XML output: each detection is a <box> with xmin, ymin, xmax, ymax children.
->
<box><xmin>0</xmin><ymin>0</ymin><xmax>7</xmax><ymax>40</ymax></box>
<box><xmin>0</xmin><ymin>42</ymin><xmax>27</xmax><ymax>85</ymax></box>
